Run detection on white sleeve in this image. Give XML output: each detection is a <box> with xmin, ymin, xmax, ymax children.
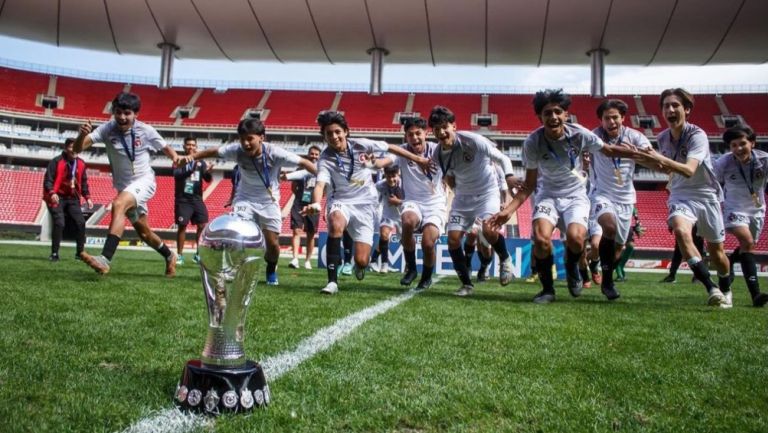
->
<box><xmin>88</xmin><ymin>121</ymin><xmax>113</xmax><ymax>144</ymax></box>
<box><xmin>217</xmin><ymin>143</ymin><xmax>241</xmax><ymax>160</ymax></box>
<box><xmin>285</xmin><ymin>169</ymin><xmax>310</xmax><ymax>181</ymax></box>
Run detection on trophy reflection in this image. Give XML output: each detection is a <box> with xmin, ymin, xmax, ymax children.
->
<box><xmin>175</xmin><ymin>214</ymin><xmax>270</xmax><ymax>414</ymax></box>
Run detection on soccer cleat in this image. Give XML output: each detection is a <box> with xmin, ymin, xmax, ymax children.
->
<box><xmin>266</xmin><ymin>272</ymin><xmax>279</xmax><ymax>286</ymax></box>
<box><xmin>499</xmin><ymin>257</ymin><xmax>513</xmax><ymax>286</ymax></box>
<box><xmin>591</xmin><ymin>272</ymin><xmax>602</xmax><ymax>285</ymax></box>
<box><xmin>477</xmin><ymin>263</ymin><xmax>489</xmax><ymax>282</ymax></box>
<box><xmin>533</xmin><ymin>290</ymin><xmax>556</xmax><ymax>304</ymax></box>
<box><xmin>380</xmin><ymin>263</ymin><xmax>389</xmax><ymax>274</ymax></box>
<box><xmin>660</xmin><ymin>274</ymin><xmax>676</xmax><ymax>283</ymax></box>
<box><xmin>524</xmin><ymin>274</ymin><xmax>539</xmax><ymax>283</ymax></box>
<box><xmin>416</xmin><ymin>279</ymin><xmax>433</xmax><ymax>290</ymax></box>
<box><xmin>80</xmin><ymin>252</ymin><xmax>110</xmax><ymax>275</ymax></box>
<box><xmin>368</xmin><ymin>262</ymin><xmax>380</xmax><ymax>273</ymax></box>
<box><xmin>193</xmin><ymin>254</ymin><xmax>200</xmax><ymax>264</ymax></box>
<box><xmin>400</xmin><ymin>269</ymin><xmax>418</xmax><ymax>286</ymax></box>
<box><xmin>719</xmin><ymin>290</ymin><xmax>733</xmax><ymax>309</ymax></box>
<box><xmin>49</xmin><ymin>253</ymin><xmax>60</xmax><ymax>262</ymax></box>
<box><xmin>707</xmin><ymin>288</ymin><xmax>725</xmax><ymax>306</ymax></box>
<box><xmin>304</xmin><ymin>260</ymin><xmax>312</xmax><ymax>270</ymax></box>
<box><xmin>288</xmin><ymin>258</ymin><xmax>299</xmax><ymax>269</ymax></box>
<box><xmin>166</xmin><ymin>253</ymin><xmax>177</xmax><ymax>277</ymax></box>
<box><xmin>566</xmin><ymin>272</ymin><xmax>583</xmax><ymax>298</ymax></box>
<box><xmin>601</xmin><ymin>284</ymin><xmax>621</xmax><ymax>301</ymax></box>
<box><xmin>355</xmin><ymin>265</ymin><xmax>366</xmax><ymax>281</ymax></box>
<box><xmin>455</xmin><ymin>284</ymin><xmax>474</xmax><ymax>297</ymax></box>
<box><xmin>340</xmin><ymin>263</ymin><xmax>353</xmax><ymax>276</ymax></box>
<box><xmin>176</xmin><ymin>254</ymin><xmax>185</xmax><ymax>266</ymax></box>
<box><xmin>320</xmin><ymin>282</ymin><xmax>338</xmax><ymax>295</ymax></box>
<box><xmin>752</xmin><ymin>292</ymin><xmax>768</xmax><ymax>308</ymax></box>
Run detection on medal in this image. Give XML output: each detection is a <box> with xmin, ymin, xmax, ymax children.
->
<box><xmin>614</xmin><ymin>168</ymin><xmax>623</xmax><ymax>186</ymax></box>
<box><xmin>753</xmin><ymin>192</ymin><xmax>760</xmax><ymax>207</ymax></box>
<box><xmin>735</xmin><ymin>152</ymin><xmax>759</xmax><ymax>208</ymax></box>
<box><xmin>350</xmin><ymin>179</ymin><xmax>365</xmax><ymax>187</ymax></box>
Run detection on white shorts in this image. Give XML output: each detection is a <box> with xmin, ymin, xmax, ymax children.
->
<box><xmin>447</xmin><ymin>191</ymin><xmax>501</xmax><ymax>232</ymax></box>
<box><xmin>668</xmin><ymin>198</ymin><xmax>725</xmax><ymax>243</ymax></box>
<box><xmin>122</xmin><ymin>176</ymin><xmax>157</xmax><ymax>223</ymax></box>
<box><xmin>232</xmin><ymin>200</ymin><xmax>282</xmax><ymax>234</ymax></box>
<box><xmin>533</xmin><ymin>194</ymin><xmax>590</xmax><ymax>230</ymax></box>
<box><xmin>591</xmin><ymin>197</ymin><xmax>634</xmax><ymax>245</ymax></box>
<box><xmin>400</xmin><ymin>200</ymin><xmax>446</xmax><ymax>234</ymax></box>
<box><xmin>328</xmin><ymin>201</ymin><xmax>377</xmax><ymax>246</ymax></box>
<box><xmin>380</xmin><ymin>206</ymin><xmax>401</xmax><ymax>231</ymax></box>
<box><xmin>723</xmin><ymin>207</ymin><xmax>765</xmax><ymax>240</ymax></box>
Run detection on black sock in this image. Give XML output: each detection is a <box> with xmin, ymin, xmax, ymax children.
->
<box><xmin>379</xmin><ymin>238</ymin><xmax>389</xmax><ymax>264</ymax></box>
<box><xmin>718</xmin><ymin>274</ymin><xmax>731</xmax><ymax>293</ymax></box>
<box><xmin>491</xmin><ymin>236</ymin><xmax>510</xmax><ymax>261</ymax></box>
<box><xmin>688</xmin><ymin>259</ymin><xmax>714</xmax><ymax>292</ymax></box>
<box><xmin>579</xmin><ymin>267</ymin><xmax>590</xmax><ymax>283</ymax></box>
<box><xmin>420</xmin><ymin>265</ymin><xmax>434</xmax><ymax>283</ymax></box>
<box><xmin>326</xmin><ymin>237</ymin><xmax>341</xmax><ymax>284</ymax></box>
<box><xmin>588</xmin><ymin>259</ymin><xmax>600</xmax><ymax>274</ymax></box>
<box><xmin>565</xmin><ymin>248</ymin><xmax>581</xmax><ymax>281</ymax></box>
<box><xmin>371</xmin><ymin>249</ymin><xmax>380</xmax><ymax>262</ymax></box>
<box><xmin>155</xmin><ymin>243</ymin><xmax>172</xmax><ymax>260</ymax></box>
<box><xmin>729</xmin><ymin>247</ymin><xmax>741</xmax><ymax>279</ymax></box>
<box><xmin>741</xmin><ymin>252</ymin><xmax>760</xmax><ymax>299</ymax></box>
<box><xmin>537</xmin><ymin>254</ymin><xmax>555</xmax><ymax>292</ymax></box>
<box><xmin>266</xmin><ymin>260</ymin><xmax>277</xmax><ymax>275</ymax></box>
<box><xmin>598</xmin><ymin>237</ymin><xmax>615</xmax><ymax>287</ymax></box>
<box><xmin>342</xmin><ymin>232</ymin><xmax>353</xmax><ymax>263</ymax></box>
<box><xmin>464</xmin><ymin>242</ymin><xmax>476</xmax><ymax>269</ymax></box>
<box><xmin>76</xmin><ymin>226</ymin><xmax>86</xmax><ymax>256</ymax></box>
<box><xmin>102</xmin><ymin>234</ymin><xmax>121</xmax><ymax>261</ymax></box>
<box><xmin>479</xmin><ymin>251</ymin><xmax>493</xmax><ymax>267</ymax></box>
<box><xmin>669</xmin><ymin>245</ymin><xmax>682</xmax><ymax>278</ymax></box>
<box><xmin>449</xmin><ymin>248</ymin><xmax>472</xmax><ymax>286</ymax></box>
<box><xmin>404</xmin><ymin>249</ymin><xmax>417</xmax><ymax>272</ymax></box>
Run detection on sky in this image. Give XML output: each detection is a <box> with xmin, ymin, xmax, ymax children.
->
<box><xmin>1</xmin><ymin>35</ymin><xmax>767</xmax><ymax>94</ymax></box>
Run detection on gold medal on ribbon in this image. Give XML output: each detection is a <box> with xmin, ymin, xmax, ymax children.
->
<box><xmin>267</xmin><ymin>187</ymin><xmax>276</xmax><ymax>202</ymax></box>
<box><xmin>753</xmin><ymin>192</ymin><xmax>760</xmax><ymax>208</ymax></box>
<box><xmin>614</xmin><ymin>168</ymin><xmax>623</xmax><ymax>186</ymax></box>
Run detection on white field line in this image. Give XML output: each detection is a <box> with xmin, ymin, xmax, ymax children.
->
<box><xmin>117</xmin><ymin>277</ymin><xmax>442</xmax><ymax>433</ymax></box>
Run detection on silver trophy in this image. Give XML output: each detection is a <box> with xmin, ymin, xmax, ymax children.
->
<box><xmin>176</xmin><ymin>214</ymin><xmax>270</xmax><ymax>414</ymax></box>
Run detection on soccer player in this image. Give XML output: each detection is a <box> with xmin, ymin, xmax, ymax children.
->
<box><xmin>660</xmin><ymin>224</ymin><xmax>705</xmax><ymax>283</ymax></box>
<box><xmin>428</xmin><ymin>105</ymin><xmax>518</xmax><ymax>297</ymax></box>
<box><xmin>173</xmin><ymin>137</ymin><xmax>213</xmax><ymax>266</ymax></box>
<box><xmin>369</xmin><ymin>165</ymin><xmax>403</xmax><ymax>273</ymax></box>
<box><xmin>586</xmin><ymin>99</ymin><xmax>652</xmax><ymax>299</ymax></box>
<box><xmin>374</xmin><ymin>117</ymin><xmax>446</xmax><ymax>289</ymax></box>
<box><xmin>637</xmin><ymin>88</ymin><xmax>731</xmax><ymax>307</ymax></box>
<box><xmin>489</xmin><ymin>89</ymin><xmax>642</xmax><ymax>304</ymax></box>
<box><xmin>614</xmin><ymin>206</ymin><xmax>644</xmax><ymax>282</ymax></box>
<box><xmin>43</xmin><ymin>138</ymin><xmax>93</xmax><ymax>261</ymax></box>
<box><xmin>283</xmin><ymin>145</ymin><xmax>322</xmax><ymax>270</ymax></box>
<box><xmin>302</xmin><ymin>111</ymin><xmax>431</xmax><ymax>295</ymax></box>
<box><xmin>75</xmin><ymin>92</ymin><xmax>183</xmax><ymax>276</ymax></box>
<box><xmin>714</xmin><ymin>125</ymin><xmax>768</xmax><ymax>307</ymax></box>
<box><xmin>186</xmin><ymin>118</ymin><xmax>317</xmax><ymax>286</ymax></box>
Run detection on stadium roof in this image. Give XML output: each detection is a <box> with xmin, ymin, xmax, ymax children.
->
<box><xmin>1</xmin><ymin>0</ymin><xmax>766</xmax><ymax>66</ymax></box>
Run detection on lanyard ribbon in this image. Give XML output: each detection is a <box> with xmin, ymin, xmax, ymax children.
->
<box><xmin>251</xmin><ymin>147</ymin><xmax>271</xmax><ymax>191</ymax></box>
<box><xmin>543</xmin><ymin>130</ymin><xmax>576</xmax><ymax>170</ymax></box>
<box><xmin>438</xmin><ymin>140</ymin><xmax>459</xmax><ymax>177</ymax></box>
<box><xmin>118</xmin><ymin>128</ymin><xmax>137</xmax><ymax>164</ymax></box>
<box><xmin>671</xmin><ymin>126</ymin><xmax>688</xmax><ymax>162</ymax></box>
<box><xmin>735</xmin><ymin>151</ymin><xmax>756</xmax><ymax>196</ymax></box>
<box><xmin>334</xmin><ymin>145</ymin><xmax>355</xmax><ymax>182</ymax></box>
<box><xmin>68</xmin><ymin>159</ymin><xmax>77</xmax><ymax>181</ymax></box>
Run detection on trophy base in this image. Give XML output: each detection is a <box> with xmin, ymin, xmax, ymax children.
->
<box><xmin>175</xmin><ymin>359</ymin><xmax>269</xmax><ymax>414</ymax></box>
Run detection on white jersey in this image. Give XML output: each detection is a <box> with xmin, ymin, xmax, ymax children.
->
<box><xmin>494</xmin><ymin>164</ymin><xmax>509</xmax><ymax>193</ymax></box>
<box><xmin>88</xmin><ymin>119</ymin><xmax>167</xmax><ymax>191</ymax></box>
<box><xmin>385</xmin><ymin>142</ymin><xmax>446</xmax><ymax>208</ymax></box>
<box><xmin>218</xmin><ymin>142</ymin><xmax>301</xmax><ymax>203</ymax></box>
<box><xmin>523</xmin><ymin>123</ymin><xmax>603</xmax><ymax>199</ymax></box>
<box><xmin>430</xmin><ymin>130</ymin><xmax>513</xmax><ymax>199</ymax></box>
<box><xmin>714</xmin><ymin>149</ymin><xmax>768</xmax><ymax>211</ymax></box>
<box><xmin>589</xmin><ymin>126</ymin><xmax>651</xmax><ymax>204</ymax></box>
<box><xmin>658</xmin><ymin>123</ymin><xmax>721</xmax><ymax>202</ymax></box>
<box><xmin>317</xmin><ymin>138</ymin><xmax>389</xmax><ymax>205</ymax></box>
<box><xmin>375</xmin><ymin>179</ymin><xmax>404</xmax><ymax>221</ymax></box>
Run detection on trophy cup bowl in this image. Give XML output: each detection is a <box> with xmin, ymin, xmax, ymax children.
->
<box><xmin>175</xmin><ymin>214</ymin><xmax>271</xmax><ymax>414</ymax></box>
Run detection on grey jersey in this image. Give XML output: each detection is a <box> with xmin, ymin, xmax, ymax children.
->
<box><xmin>218</xmin><ymin>142</ymin><xmax>301</xmax><ymax>203</ymax></box>
<box><xmin>589</xmin><ymin>126</ymin><xmax>651</xmax><ymax>204</ymax></box>
<box><xmin>430</xmin><ymin>130</ymin><xmax>513</xmax><ymax>198</ymax></box>
<box><xmin>523</xmin><ymin>123</ymin><xmax>603</xmax><ymax>199</ymax></box>
<box><xmin>88</xmin><ymin>119</ymin><xmax>167</xmax><ymax>191</ymax></box>
<box><xmin>317</xmin><ymin>138</ymin><xmax>389</xmax><ymax>205</ymax></box>
<box><xmin>714</xmin><ymin>149</ymin><xmax>768</xmax><ymax>210</ymax></box>
<box><xmin>386</xmin><ymin>142</ymin><xmax>445</xmax><ymax>207</ymax></box>
<box><xmin>658</xmin><ymin>123</ymin><xmax>721</xmax><ymax>202</ymax></box>
<box><xmin>375</xmin><ymin>179</ymin><xmax>404</xmax><ymax>220</ymax></box>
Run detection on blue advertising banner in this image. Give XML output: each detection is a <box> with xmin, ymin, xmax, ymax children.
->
<box><xmin>316</xmin><ymin>233</ymin><xmax>566</xmax><ymax>279</ymax></box>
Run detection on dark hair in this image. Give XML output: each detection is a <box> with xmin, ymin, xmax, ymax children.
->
<box><xmin>63</xmin><ymin>138</ymin><xmax>75</xmax><ymax>148</ymax></box>
<box><xmin>183</xmin><ymin>136</ymin><xmax>197</xmax><ymax>144</ymax></box>
<box><xmin>317</xmin><ymin>111</ymin><xmax>349</xmax><ymax>135</ymax></box>
<box><xmin>237</xmin><ymin>118</ymin><xmax>266</xmax><ymax>136</ymax></box>
<box><xmin>308</xmin><ymin>144</ymin><xmax>322</xmax><ymax>153</ymax></box>
<box><xmin>402</xmin><ymin>117</ymin><xmax>428</xmax><ymax>131</ymax></box>
<box><xmin>532</xmin><ymin>89</ymin><xmax>571</xmax><ymax>115</ymax></box>
<box><xmin>384</xmin><ymin>165</ymin><xmax>400</xmax><ymax>176</ymax></box>
<box><xmin>660</xmin><ymin>88</ymin><xmax>695</xmax><ymax>110</ymax></box>
<box><xmin>596</xmin><ymin>99</ymin><xmax>628</xmax><ymax>119</ymax></box>
<box><xmin>112</xmin><ymin>92</ymin><xmax>141</xmax><ymax>113</ymax></box>
<box><xmin>722</xmin><ymin>125</ymin><xmax>756</xmax><ymax>145</ymax></box>
<box><xmin>428</xmin><ymin>106</ymin><xmax>455</xmax><ymax>127</ymax></box>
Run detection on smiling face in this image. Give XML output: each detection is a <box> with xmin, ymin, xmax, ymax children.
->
<box><xmin>600</xmin><ymin>108</ymin><xmax>625</xmax><ymax>139</ymax></box>
<box><xmin>728</xmin><ymin>135</ymin><xmax>755</xmax><ymax>163</ymax></box>
<box><xmin>239</xmin><ymin>133</ymin><xmax>264</xmax><ymax>157</ymax></box>
<box><xmin>404</xmin><ymin>125</ymin><xmax>427</xmax><ymax>154</ymax></box>
<box><xmin>539</xmin><ymin>103</ymin><xmax>568</xmax><ymax>139</ymax></box>
<box><xmin>662</xmin><ymin>94</ymin><xmax>690</xmax><ymax>130</ymax></box>
<box><xmin>307</xmin><ymin>147</ymin><xmax>320</xmax><ymax>163</ymax></box>
<box><xmin>113</xmin><ymin>107</ymin><xmax>137</xmax><ymax>132</ymax></box>
<box><xmin>431</xmin><ymin>121</ymin><xmax>456</xmax><ymax>147</ymax></box>
<box><xmin>322</xmin><ymin>123</ymin><xmax>349</xmax><ymax>152</ymax></box>
<box><xmin>183</xmin><ymin>139</ymin><xmax>198</xmax><ymax>156</ymax></box>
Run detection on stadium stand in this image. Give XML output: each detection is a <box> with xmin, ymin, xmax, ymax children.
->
<box><xmin>487</xmin><ymin>94</ymin><xmax>540</xmax><ymax>132</ymax></box>
<box><xmin>721</xmin><ymin>93</ymin><xmax>768</xmax><ymax>134</ymax></box>
<box><xmin>261</xmin><ymin>90</ymin><xmax>336</xmax><ymax>127</ymax></box>
<box><xmin>127</xmin><ymin>84</ymin><xmax>197</xmax><ymax>122</ymax></box>
<box><xmin>189</xmin><ymin>88</ymin><xmax>264</xmax><ymax>125</ymax></box>
<box><xmin>0</xmin><ymin>166</ymin><xmax>45</xmax><ymax>223</ymax></box>
<box><xmin>410</xmin><ymin>93</ymin><xmax>480</xmax><ymax>131</ymax></box>
<box><xmin>335</xmin><ymin>92</ymin><xmax>409</xmax><ymax>130</ymax></box>
<box><xmin>54</xmin><ymin>76</ymin><xmax>122</xmax><ymax>119</ymax></box>
<box><xmin>0</xmin><ymin>67</ymin><xmax>49</xmax><ymax>113</ymax></box>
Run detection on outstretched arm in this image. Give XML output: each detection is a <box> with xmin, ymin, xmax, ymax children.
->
<box><xmin>73</xmin><ymin>120</ymin><xmax>94</xmax><ymax>153</ymax></box>
<box><xmin>488</xmin><ymin>168</ymin><xmax>537</xmax><ymax>230</ymax></box>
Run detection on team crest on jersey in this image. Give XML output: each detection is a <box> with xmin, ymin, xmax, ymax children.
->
<box><xmin>463</xmin><ymin>151</ymin><xmax>474</xmax><ymax>163</ymax></box>
<box><xmin>133</xmin><ymin>138</ymin><xmax>141</xmax><ymax>148</ymax></box>
<box><xmin>595</xmin><ymin>204</ymin><xmax>604</xmax><ymax>212</ymax></box>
